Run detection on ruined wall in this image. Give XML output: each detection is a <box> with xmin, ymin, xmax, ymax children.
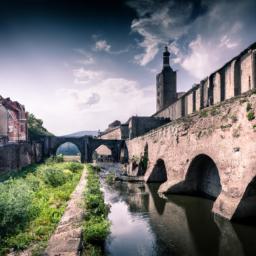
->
<box><xmin>225</xmin><ymin>61</ymin><xmax>235</xmax><ymax>99</ymax></box>
<box><xmin>195</xmin><ymin>85</ymin><xmax>201</xmax><ymax>111</ymax></box>
<box><xmin>0</xmin><ymin>142</ymin><xmax>43</xmax><ymax>173</ymax></box>
<box><xmin>126</xmin><ymin>90</ymin><xmax>256</xmax><ymax>220</ymax></box>
<box><xmin>99</xmin><ymin>125</ymin><xmax>129</xmax><ymax>140</ymax></box>
<box><xmin>153</xmin><ymin>43</ymin><xmax>256</xmax><ymax>122</ymax></box>
<box><xmin>240</xmin><ymin>52</ymin><xmax>253</xmax><ymax>93</ymax></box>
<box><xmin>186</xmin><ymin>91</ymin><xmax>194</xmax><ymax>114</ymax></box>
<box><xmin>152</xmin><ymin>98</ymin><xmax>182</xmax><ymax>120</ymax></box>
<box><xmin>0</xmin><ymin>104</ymin><xmax>8</xmax><ymax>136</ymax></box>
<box><xmin>129</xmin><ymin>116</ymin><xmax>169</xmax><ymax>139</ymax></box>
<box><xmin>100</xmin><ymin>127</ymin><xmax>122</xmax><ymax>140</ymax></box>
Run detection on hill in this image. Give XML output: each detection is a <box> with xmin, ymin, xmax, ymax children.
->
<box><xmin>63</xmin><ymin>130</ymin><xmax>98</xmax><ymax>137</ymax></box>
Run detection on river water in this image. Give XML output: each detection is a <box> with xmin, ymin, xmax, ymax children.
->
<box><xmin>103</xmin><ymin>181</ymin><xmax>256</xmax><ymax>256</ymax></box>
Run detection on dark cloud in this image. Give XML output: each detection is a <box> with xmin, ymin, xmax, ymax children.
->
<box><xmin>128</xmin><ymin>0</ymin><xmax>256</xmax><ymax>85</ymax></box>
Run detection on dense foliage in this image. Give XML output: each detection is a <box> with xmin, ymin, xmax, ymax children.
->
<box><xmin>0</xmin><ymin>160</ymin><xmax>83</xmax><ymax>255</ymax></box>
<box><xmin>28</xmin><ymin>113</ymin><xmax>53</xmax><ymax>140</ymax></box>
<box><xmin>83</xmin><ymin>165</ymin><xmax>110</xmax><ymax>256</ymax></box>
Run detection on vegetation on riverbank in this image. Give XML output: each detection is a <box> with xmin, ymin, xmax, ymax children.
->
<box><xmin>28</xmin><ymin>113</ymin><xmax>53</xmax><ymax>140</ymax></box>
<box><xmin>0</xmin><ymin>159</ymin><xmax>83</xmax><ymax>255</ymax></box>
<box><xmin>83</xmin><ymin>165</ymin><xmax>110</xmax><ymax>256</ymax></box>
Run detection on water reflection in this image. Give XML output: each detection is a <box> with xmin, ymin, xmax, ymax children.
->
<box><xmin>104</xmin><ymin>181</ymin><xmax>256</xmax><ymax>256</ymax></box>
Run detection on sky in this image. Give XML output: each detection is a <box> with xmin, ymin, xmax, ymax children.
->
<box><xmin>0</xmin><ymin>0</ymin><xmax>256</xmax><ymax>135</ymax></box>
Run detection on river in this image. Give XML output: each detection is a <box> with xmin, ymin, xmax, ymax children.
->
<box><xmin>102</xmin><ymin>180</ymin><xmax>256</xmax><ymax>256</ymax></box>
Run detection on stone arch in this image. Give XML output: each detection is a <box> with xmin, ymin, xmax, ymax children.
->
<box><xmin>147</xmin><ymin>159</ymin><xmax>167</xmax><ymax>183</ymax></box>
<box><xmin>233</xmin><ymin>176</ymin><xmax>256</xmax><ymax>220</ymax></box>
<box><xmin>56</xmin><ymin>142</ymin><xmax>81</xmax><ymax>161</ymax></box>
<box><xmin>88</xmin><ymin>138</ymin><xmax>122</xmax><ymax>162</ymax></box>
<box><xmin>50</xmin><ymin>137</ymin><xmax>85</xmax><ymax>162</ymax></box>
<box><xmin>185</xmin><ymin>154</ymin><xmax>221</xmax><ymax>199</ymax></box>
<box><xmin>120</xmin><ymin>142</ymin><xmax>129</xmax><ymax>163</ymax></box>
<box><xmin>93</xmin><ymin>144</ymin><xmax>113</xmax><ymax>162</ymax></box>
<box><xmin>53</xmin><ymin>141</ymin><xmax>83</xmax><ymax>156</ymax></box>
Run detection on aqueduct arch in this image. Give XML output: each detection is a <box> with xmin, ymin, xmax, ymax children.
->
<box><xmin>233</xmin><ymin>176</ymin><xmax>256</xmax><ymax>219</ymax></box>
<box><xmin>184</xmin><ymin>154</ymin><xmax>222</xmax><ymax>199</ymax></box>
<box><xmin>147</xmin><ymin>159</ymin><xmax>167</xmax><ymax>183</ymax></box>
<box><xmin>45</xmin><ymin>136</ymin><xmax>123</xmax><ymax>163</ymax></box>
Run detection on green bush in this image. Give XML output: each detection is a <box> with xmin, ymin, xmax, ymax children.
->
<box><xmin>105</xmin><ymin>172</ymin><xmax>115</xmax><ymax>185</ymax></box>
<box><xmin>64</xmin><ymin>162</ymin><xmax>84</xmax><ymax>172</ymax></box>
<box><xmin>83</xmin><ymin>217</ymin><xmax>110</xmax><ymax>243</ymax></box>
<box><xmin>82</xmin><ymin>164</ymin><xmax>110</xmax><ymax>252</ymax></box>
<box><xmin>247</xmin><ymin>111</ymin><xmax>255</xmax><ymax>121</ymax></box>
<box><xmin>45</xmin><ymin>155</ymin><xmax>64</xmax><ymax>165</ymax></box>
<box><xmin>0</xmin><ymin>180</ymin><xmax>38</xmax><ymax>238</ymax></box>
<box><xmin>42</xmin><ymin>168</ymin><xmax>67</xmax><ymax>187</ymax></box>
<box><xmin>0</xmin><ymin>160</ymin><xmax>82</xmax><ymax>254</ymax></box>
<box><xmin>199</xmin><ymin>110</ymin><xmax>208</xmax><ymax>117</ymax></box>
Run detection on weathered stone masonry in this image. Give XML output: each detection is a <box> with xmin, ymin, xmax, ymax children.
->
<box><xmin>153</xmin><ymin>42</ymin><xmax>256</xmax><ymax>121</ymax></box>
<box><xmin>126</xmin><ymin>91</ymin><xmax>256</xmax><ymax>220</ymax></box>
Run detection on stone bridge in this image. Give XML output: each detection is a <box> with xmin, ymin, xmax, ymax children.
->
<box><xmin>44</xmin><ymin>136</ymin><xmax>124</xmax><ymax>163</ymax></box>
<box><xmin>126</xmin><ymin>90</ymin><xmax>256</xmax><ymax>220</ymax></box>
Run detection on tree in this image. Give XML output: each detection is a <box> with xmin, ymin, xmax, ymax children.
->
<box><xmin>28</xmin><ymin>113</ymin><xmax>53</xmax><ymax>140</ymax></box>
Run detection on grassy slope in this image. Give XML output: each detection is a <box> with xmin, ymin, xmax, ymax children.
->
<box><xmin>0</xmin><ymin>160</ymin><xmax>84</xmax><ymax>255</ymax></box>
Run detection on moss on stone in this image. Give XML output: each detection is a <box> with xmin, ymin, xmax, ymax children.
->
<box><xmin>247</xmin><ymin>111</ymin><xmax>255</xmax><ymax>121</ymax></box>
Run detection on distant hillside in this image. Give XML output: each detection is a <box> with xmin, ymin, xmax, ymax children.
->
<box><xmin>63</xmin><ymin>130</ymin><xmax>98</xmax><ymax>137</ymax></box>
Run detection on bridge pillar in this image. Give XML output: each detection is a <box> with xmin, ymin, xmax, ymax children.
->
<box><xmin>212</xmin><ymin>192</ymin><xmax>242</xmax><ymax>220</ymax></box>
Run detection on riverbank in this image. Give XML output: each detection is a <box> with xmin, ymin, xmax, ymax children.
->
<box><xmin>82</xmin><ymin>164</ymin><xmax>110</xmax><ymax>256</ymax></box>
<box><xmin>45</xmin><ymin>167</ymin><xmax>87</xmax><ymax>255</ymax></box>
<box><xmin>0</xmin><ymin>159</ymin><xmax>84</xmax><ymax>255</ymax></box>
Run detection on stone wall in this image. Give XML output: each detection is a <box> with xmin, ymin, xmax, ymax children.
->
<box><xmin>153</xmin><ymin>42</ymin><xmax>256</xmax><ymax>122</ymax></box>
<box><xmin>99</xmin><ymin>124</ymin><xmax>129</xmax><ymax>140</ymax></box>
<box><xmin>0</xmin><ymin>142</ymin><xmax>43</xmax><ymax>173</ymax></box>
<box><xmin>126</xmin><ymin>90</ymin><xmax>256</xmax><ymax>220</ymax></box>
<box><xmin>128</xmin><ymin>116</ymin><xmax>169</xmax><ymax>139</ymax></box>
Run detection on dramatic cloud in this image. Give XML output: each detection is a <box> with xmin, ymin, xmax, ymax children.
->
<box><xmin>95</xmin><ymin>40</ymin><xmax>111</xmax><ymax>52</ymax></box>
<box><xmin>57</xmin><ymin>72</ymin><xmax>155</xmax><ymax>132</ymax></box>
<box><xmin>128</xmin><ymin>0</ymin><xmax>207</xmax><ymax>66</ymax></box>
<box><xmin>128</xmin><ymin>0</ymin><xmax>256</xmax><ymax>83</ymax></box>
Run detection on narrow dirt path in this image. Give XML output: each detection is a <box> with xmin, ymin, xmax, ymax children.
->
<box><xmin>44</xmin><ymin>167</ymin><xmax>87</xmax><ymax>256</ymax></box>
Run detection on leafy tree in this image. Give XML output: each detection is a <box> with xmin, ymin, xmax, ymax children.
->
<box><xmin>28</xmin><ymin>113</ymin><xmax>53</xmax><ymax>140</ymax></box>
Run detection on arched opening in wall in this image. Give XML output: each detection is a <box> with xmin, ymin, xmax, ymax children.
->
<box><xmin>92</xmin><ymin>145</ymin><xmax>113</xmax><ymax>163</ymax></box>
<box><xmin>120</xmin><ymin>143</ymin><xmax>129</xmax><ymax>164</ymax></box>
<box><xmin>185</xmin><ymin>154</ymin><xmax>221</xmax><ymax>199</ymax></box>
<box><xmin>233</xmin><ymin>176</ymin><xmax>256</xmax><ymax>221</ymax></box>
<box><xmin>147</xmin><ymin>159</ymin><xmax>167</xmax><ymax>183</ymax></box>
<box><xmin>56</xmin><ymin>142</ymin><xmax>81</xmax><ymax>162</ymax></box>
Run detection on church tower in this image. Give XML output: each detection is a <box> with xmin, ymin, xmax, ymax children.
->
<box><xmin>156</xmin><ymin>46</ymin><xmax>177</xmax><ymax>112</ymax></box>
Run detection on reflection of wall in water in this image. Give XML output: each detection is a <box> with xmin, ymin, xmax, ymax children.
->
<box><xmin>145</xmin><ymin>184</ymin><xmax>198</xmax><ymax>256</ymax></box>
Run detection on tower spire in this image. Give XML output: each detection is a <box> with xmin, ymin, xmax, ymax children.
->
<box><xmin>163</xmin><ymin>45</ymin><xmax>170</xmax><ymax>68</ymax></box>
<box><xmin>156</xmin><ymin>45</ymin><xmax>177</xmax><ymax>112</ymax></box>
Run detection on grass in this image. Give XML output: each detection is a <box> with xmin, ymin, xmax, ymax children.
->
<box><xmin>0</xmin><ymin>159</ymin><xmax>84</xmax><ymax>255</ymax></box>
<box><xmin>199</xmin><ymin>109</ymin><xmax>208</xmax><ymax>117</ymax></box>
<box><xmin>247</xmin><ymin>111</ymin><xmax>255</xmax><ymax>121</ymax></box>
<box><xmin>82</xmin><ymin>164</ymin><xmax>110</xmax><ymax>256</ymax></box>
<box><xmin>105</xmin><ymin>172</ymin><xmax>116</xmax><ymax>185</ymax></box>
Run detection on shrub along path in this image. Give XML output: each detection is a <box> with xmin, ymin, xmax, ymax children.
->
<box><xmin>0</xmin><ymin>160</ymin><xmax>84</xmax><ymax>255</ymax></box>
<box><xmin>44</xmin><ymin>167</ymin><xmax>87</xmax><ymax>255</ymax></box>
